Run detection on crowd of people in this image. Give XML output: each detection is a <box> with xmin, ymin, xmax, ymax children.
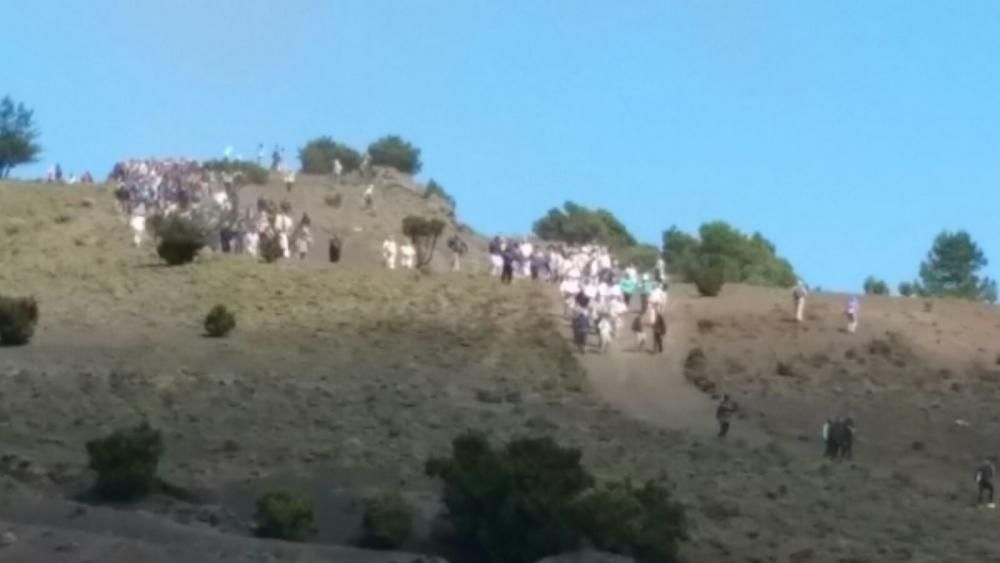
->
<box><xmin>45</xmin><ymin>163</ymin><xmax>94</xmax><ymax>185</ymax></box>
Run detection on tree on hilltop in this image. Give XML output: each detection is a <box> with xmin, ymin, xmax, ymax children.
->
<box><xmin>863</xmin><ymin>276</ymin><xmax>890</xmax><ymax>295</ymax></box>
<box><xmin>915</xmin><ymin>230</ymin><xmax>997</xmax><ymax>303</ymax></box>
<box><xmin>299</xmin><ymin>137</ymin><xmax>362</xmax><ymax>174</ymax></box>
<box><xmin>662</xmin><ymin>222</ymin><xmax>797</xmax><ymax>288</ymax></box>
<box><xmin>368</xmin><ymin>135</ymin><xmax>422</xmax><ymax>175</ymax></box>
<box><xmin>0</xmin><ymin>95</ymin><xmax>41</xmax><ymax>178</ymax></box>
<box><xmin>532</xmin><ymin>201</ymin><xmax>637</xmax><ymax>249</ymax></box>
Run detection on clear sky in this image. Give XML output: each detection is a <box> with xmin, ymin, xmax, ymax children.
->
<box><xmin>6</xmin><ymin>1</ymin><xmax>1000</xmax><ymax>292</ymax></box>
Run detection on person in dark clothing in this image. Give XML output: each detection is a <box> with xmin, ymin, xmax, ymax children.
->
<box><xmin>977</xmin><ymin>457</ymin><xmax>996</xmax><ymax>508</ymax></box>
<box><xmin>500</xmin><ymin>250</ymin><xmax>515</xmax><ymax>284</ymax></box>
<box><xmin>575</xmin><ymin>290</ymin><xmax>590</xmax><ymax>309</ymax></box>
<box><xmin>572</xmin><ymin>313</ymin><xmax>590</xmax><ymax>354</ymax></box>
<box><xmin>652</xmin><ymin>311</ymin><xmax>667</xmax><ymax>353</ymax></box>
<box><xmin>716</xmin><ymin>395</ymin><xmax>736</xmax><ymax>438</ymax></box>
<box><xmin>328</xmin><ymin>236</ymin><xmax>342</xmax><ymax>263</ymax></box>
<box><xmin>841</xmin><ymin>416</ymin><xmax>856</xmax><ymax>460</ymax></box>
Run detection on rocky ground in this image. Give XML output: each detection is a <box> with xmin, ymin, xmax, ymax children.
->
<box><xmin>1</xmin><ymin>179</ymin><xmax>1000</xmax><ymax>563</ymax></box>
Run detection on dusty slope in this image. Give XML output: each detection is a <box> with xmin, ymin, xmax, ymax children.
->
<box><xmin>4</xmin><ymin>181</ymin><xmax>1000</xmax><ymax>563</ymax></box>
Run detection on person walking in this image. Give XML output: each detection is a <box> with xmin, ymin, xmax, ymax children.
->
<box><xmin>284</xmin><ymin>168</ymin><xmax>296</xmax><ymax>192</ymax></box>
<box><xmin>631</xmin><ymin>313</ymin><xmax>646</xmax><ymax>351</ymax></box>
<box><xmin>500</xmin><ymin>247</ymin><xmax>515</xmax><ymax>284</ymax></box>
<box><xmin>382</xmin><ymin>236</ymin><xmax>398</xmax><ymax>270</ymax></box>
<box><xmin>363</xmin><ymin>184</ymin><xmax>375</xmax><ymax>211</ymax></box>
<box><xmin>447</xmin><ymin>235</ymin><xmax>467</xmax><ymax>271</ymax></box>
<box><xmin>977</xmin><ymin>456</ymin><xmax>996</xmax><ymax>509</ymax></box>
<box><xmin>846</xmin><ymin>296</ymin><xmax>860</xmax><ymax>333</ymax></box>
<box><xmin>652</xmin><ymin>310</ymin><xmax>667</xmax><ymax>354</ymax></box>
<box><xmin>716</xmin><ymin>395</ymin><xmax>736</xmax><ymax>438</ymax></box>
<box><xmin>793</xmin><ymin>279</ymin><xmax>809</xmax><ymax>322</ymax></box>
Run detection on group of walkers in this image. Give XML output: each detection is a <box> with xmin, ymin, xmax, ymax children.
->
<box><xmin>791</xmin><ymin>279</ymin><xmax>862</xmax><ymax>333</ymax></box>
<box><xmin>45</xmin><ymin>163</ymin><xmax>94</xmax><ymax>185</ymax></box>
<box><xmin>381</xmin><ymin>233</ymin><xmax>469</xmax><ymax>271</ymax></box>
<box><xmin>485</xmin><ymin>238</ymin><xmax>670</xmax><ymax>355</ymax></box>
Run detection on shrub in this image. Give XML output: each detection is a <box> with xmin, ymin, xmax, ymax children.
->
<box><xmin>426</xmin><ymin>432</ymin><xmax>593</xmax><ymax>563</ymax></box>
<box><xmin>203</xmin><ymin>158</ymin><xmax>270</xmax><ymax>185</ymax></box>
<box><xmin>0</xmin><ymin>296</ymin><xmax>38</xmax><ymax>346</ymax></box>
<box><xmin>254</xmin><ymin>490</ymin><xmax>315</xmax><ymax>542</ymax></box>
<box><xmin>368</xmin><ymin>135</ymin><xmax>422</xmax><ymax>175</ymax></box>
<box><xmin>85</xmin><ymin>422</ymin><xmax>164</xmax><ymax>501</ymax></box>
<box><xmin>324</xmin><ymin>193</ymin><xmax>343</xmax><ymax>208</ymax></box>
<box><xmin>693</xmin><ymin>260</ymin><xmax>725</xmax><ymax>297</ymax></box>
<box><xmin>259</xmin><ymin>233</ymin><xmax>284</xmax><ymax>263</ymax></box>
<box><xmin>299</xmin><ymin>136</ymin><xmax>362</xmax><ymax>175</ymax></box>
<box><xmin>424</xmin><ymin>179</ymin><xmax>455</xmax><ymax>209</ymax></box>
<box><xmin>360</xmin><ymin>492</ymin><xmax>416</xmax><ymax>550</ymax></box>
<box><xmin>155</xmin><ymin>216</ymin><xmax>207</xmax><ymax>266</ymax></box>
<box><xmin>898</xmin><ymin>282</ymin><xmax>915</xmax><ymax>297</ymax></box>
<box><xmin>573</xmin><ymin>479</ymin><xmax>688</xmax><ymax>563</ymax></box>
<box><xmin>204</xmin><ymin>305</ymin><xmax>236</xmax><ymax>338</ymax></box>
<box><xmin>402</xmin><ymin>216</ymin><xmax>446</xmax><ymax>268</ymax></box>
<box><xmin>863</xmin><ymin>276</ymin><xmax>890</xmax><ymax>295</ymax></box>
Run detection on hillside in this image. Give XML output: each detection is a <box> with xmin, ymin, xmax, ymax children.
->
<box><xmin>2</xmin><ymin>180</ymin><xmax>1000</xmax><ymax>562</ymax></box>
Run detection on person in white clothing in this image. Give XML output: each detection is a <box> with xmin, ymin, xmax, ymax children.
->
<box><xmin>284</xmin><ymin>169</ymin><xmax>296</xmax><ymax>192</ymax></box>
<box><xmin>333</xmin><ymin>158</ymin><xmax>343</xmax><ymax>178</ymax></box>
<box><xmin>793</xmin><ymin>279</ymin><xmax>809</xmax><ymax>322</ymax></box>
<box><xmin>129</xmin><ymin>202</ymin><xmax>147</xmax><ymax>248</ymax></box>
<box><xmin>363</xmin><ymin>184</ymin><xmax>375</xmax><ymax>211</ymax></box>
<box><xmin>382</xmin><ymin>237</ymin><xmax>398</xmax><ymax>270</ymax></box>
<box><xmin>649</xmin><ymin>284</ymin><xmax>668</xmax><ymax>313</ymax></box>
<box><xmin>399</xmin><ymin>241</ymin><xmax>416</xmax><ymax>269</ymax></box>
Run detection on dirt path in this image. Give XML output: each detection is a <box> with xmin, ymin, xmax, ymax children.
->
<box><xmin>566</xmin><ymin>292</ymin><xmax>771</xmax><ymax>446</ymax></box>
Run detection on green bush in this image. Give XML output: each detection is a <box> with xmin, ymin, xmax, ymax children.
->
<box><xmin>203</xmin><ymin>158</ymin><xmax>270</xmax><ymax>185</ymax></box>
<box><xmin>898</xmin><ymin>281</ymin><xmax>915</xmax><ymax>297</ymax></box>
<box><xmin>368</xmin><ymin>135</ymin><xmax>422</xmax><ymax>175</ymax></box>
<box><xmin>424</xmin><ymin>179</ymin><xmax>455</xmax><ymax>209</ymax></box>
<box><xmin>324</xmin><ymin>193</ymin><xmax>343</xmax><ymax>208</ymax></box>
<box><xmin>254</xmin><ymin>490</ymin><xmax>315</xmax><ymax>542</ymax></box>
<box><xmin>259</xmin><ymin>233</ymin><xmax>284</xmax><ymax>263</ymax></box>
<box><xmin>693</xmin><ymin>260</ymin><xmax>725</xmax><ymax>297</ymax></box>
<box><xmin>299</xmin><ymin>136</ymin><xmax>362</xmax><ymax>174</ymax></box>
<box><xmin>573</xmin><ymin>479</ymin><xmax>688</xmax><ymax>563</ymax></box>
<box><xmin>85</xmin><ymin>422</ymin><xmax>164</xmax><ymax>501</ymax></box>
<box><xmin>204</xmin><ymin>305</ymin><xmax>236</xmax><ymax>338</ymax></box>
<box><xmin>360</xmin><ymin>492</ymin><xmax>416</xmax><ymax>550</ymax></box>
<box><xmin>155</xmin><ymin>216</ymin><xmax>207</xmax><ymax>266</ymax></box>
<box><xmin>662</xmin><ymin>222</ymin><xmax>797</xmax><ymax>288</ymax></box>
<box><xmin>426</xmin><ymin>432</ymin><xmax>593</xmax><ymax>563</ymax></box>
<box><xmin>0</xmin><ymin>296</ymin><xmax>38</xmax><ymax>346</ymax></box>
<box><xmin>402</xmin><ymin>216</ymin><xmax>446</xmax><ymax>268</ymax></box>
<box><xmin>863</xmin><ymin>276</ymin><xmax>890</xmax><ymax>295</ymax></box>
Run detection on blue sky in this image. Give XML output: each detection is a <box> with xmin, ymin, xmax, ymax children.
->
<box><xmin>6</xmin><ymin>1</ymin><xmax>1000</xmax><ymax>292</ymax></box>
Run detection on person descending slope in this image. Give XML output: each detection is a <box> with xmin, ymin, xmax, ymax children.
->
<box><xmin>846</xmin><ymin>296</ymin><xmax>861</xmax><ymax>333</ymax></box>
<box><xmin>793</xmin><ymin>279</ymin><xmax>809</xmax><ymax>322</ymax></box>
<box><xmin>716</xmin><ymin>395</ymin><xmax>736</xmax><ymax>438</ymax></box>
<box><xmin>447</xmin><ymin>234</ymin><xmax>468</xmax><ymax>271</ymax></box>
<box><xmin>977</xmin><ymin>457</ymin><xmax>996</xmax><ymax>509</ymax></box>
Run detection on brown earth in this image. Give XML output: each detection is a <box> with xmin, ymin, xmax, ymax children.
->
<box><xmin>1</xmin><ymin>178</ymin><xmax>1000</xmax><ymax>563</ymax></box>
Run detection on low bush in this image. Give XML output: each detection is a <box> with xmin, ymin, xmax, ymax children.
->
<box><xmin>324</xmin><ymin>193</ymin><xmax>343</xmax><ymax>208</ymax></box>
<box><xmin>259</xmin><ymin>233</ymin><xmax>284</xmax><ymax>263</ymax></box>
<box><xmin>204</xmin><ymin>305</ymin><xmax>236</xmax><ymax>338</ymax></box>
<box><xmin>424</xmin><ymin>179</ymin><xmax>456</xmax><ymax>209</ymax></box>
<box><xmin>155</xmin><ymin>216</ymin><xmax>207</xmax><ymax>266</ymax></box>
<box><xmin>85</xmin><ymin>422</ymin><xmax>164</xmax><ymax>501</ymax></box>
<box><xmin>254</xmin><ymin>490</ymin><xmax>315</xmax><ymax>542</ymax></box>
<box><xmin>863</xmin><ymin>276</ymin><xmax>890</xmax><ymax>295</ymax></box>
<box><xmin>402</xmin><ymin>216</ymin><xmax>446</xmax><ymax>268</ymax></box>
<box><xmin>203</xmin><ymin>158</ymin><xmax>270</xmax><ymax>185</ymax></box>
<box><xmin>0</xmin><ymin>296</ymin><xmax>39</xmax><ymax>346</ymax></box>
<box><xmin>299</xmin><ymin>137</ymin><xmax>362</xmax><ymax>174</ymax></box>
<box><xmin>368</xmin><ymin>135</ymin><xmax>422</xmax><ymax>175</ymax></box>
<box><xmin>573</xmin><ymin>479</ymin><xmax>688</xmax><ymax>563</ymax></box>
<box><xmin>360</xmin><ymin>492</ymin><xmax>416</xmax><ymax>550</ymax></box>
<box><xmin>693</xmin><ymin>261</ymin><xmax>725</xmax><ymax>297</ymax></box>
<box><xmin>426</xmin><ymin>431</ymin><xmax>593</xmax><ymax>563</ymax></box>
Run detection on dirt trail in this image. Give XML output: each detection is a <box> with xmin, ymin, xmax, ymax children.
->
<box><xmin>567</xmin><ymin>291</ymin><xmax>772</xmax><ymax>446</ymax></box>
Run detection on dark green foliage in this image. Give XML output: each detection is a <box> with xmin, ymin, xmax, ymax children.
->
<box><xmin>863</xmin><ymin>276</ymin><xmax>890</xmax><ymax>295</ymax></box>
<box><xmin>662</xmin><ymin>222</ymin><xmax>796</xmax><ymax>288</ymax></box>
<box><xmin>533</xmin><ymin>201</ymin><xmax>637</xmax><ymax>249</ymax></box>
<box><xmin>324</xmin><ymin>193</ymin><xmax>343</xmax><ymax>208</ymax></box>
<box><xmin>424</xmin><ymin>179</ymin><xmax>456</xmax><ymax>209</ymax></box>
<box><xmin>254</xmin><ymin>490</ymin><xmax>315</xmax><ymax>542</ymax></box>
<box><xmin>898</xmin><ymin>282</ymin><xmax>915</xmax><ymax>297</ymax></box>
<box><xmin>202</xmin><ymin>158</ymin><xmax>270</xmax><ymax>185</ymax></box>
<box><xmin>402</xmin><ymin>216</ymin><xmax>446</xmax><ymax>268</ymax></box>
<box><xmin>693</xmin><ymin>259</ymin><xmax>725</xmax><ymax>297</ymax></box>
<box><xmin>368</xmin><ymin>135</ymin><xmax>422</xmax><ymax>175</ymax></box>
<box><xmin>573</xmin><ymin>479</ymin><xmax>688</xmax><ymax>563</ymax></box>
<box><xmin>0</xmin><ymin>95</ymin><xmax>41</xmax><ymax>178</ymax></box>
<box><xmin>85</xmin><ymin>422</ymin><xmax>164</xmax><ymax>501</ymax></box>
<box><xmin>0</xmin><ymin>296</ymin><xmax>38</xmax><ymax>346</ymax></box>
<box><xmin>616</xmin><ymin>244</ymin><xmax>661</xmax><ymax>272</ymax></box>
<box><xmin>154</xmin><ymin>216</ymin><xmax>207</xmax><ymax>266</ymax></box>
<box><xmin>426</xmin><ymin>431</ymin><xmax>593</xmax><ymax>563</ymax></box>
<box><xmin>204</xmin><ymin>305</ymin><xmax>236</xmax><ymax>337</ymax></box>
<box><xmin>259</xmin><ymin>233</ymin><xmax>284</xmax><ymax>263</ymax></box>
<box><xmin>917</xmin><ymin>230</ymin><xmax>997</xmax><ymax>303</ymax></box>
<box><xmin>360</xmin><ymin>492</ymin><xmax>416</xmax><ymax>550</ymax></box>
<box><xmin>299</xmin><ymin>136</ymin><xmax>362</xmax><ymax>174</ymax></box>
